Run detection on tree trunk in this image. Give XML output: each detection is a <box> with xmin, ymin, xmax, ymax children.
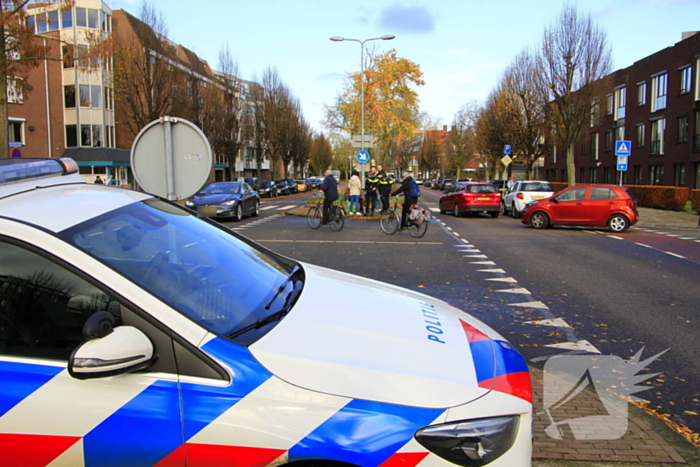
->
<box><xmin>566</xmin><ymin>144</ymin><xmax>576</xmax><ymax>186</ymax></box>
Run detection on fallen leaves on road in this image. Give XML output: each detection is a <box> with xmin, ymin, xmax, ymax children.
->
<box><xmin>631</xmin><ymin>400</ymin><xmax>700</xmax><ymax>448</ymax></box>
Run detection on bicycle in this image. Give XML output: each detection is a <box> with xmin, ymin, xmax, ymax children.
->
<box><xmin>380</xmin><ymin>202</ymin><xmax>429</xmax><ymax>238</ymax></box>
<box><xmin>307</xmin><ymin>202</ymin><xmax>345</xmax><ymax>231</ymax></box>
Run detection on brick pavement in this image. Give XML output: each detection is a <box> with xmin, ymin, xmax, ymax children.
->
<box><xmin>531</xmin><ymin>366</ymin><xmax>688</xmax><ymax>464</ymax></box>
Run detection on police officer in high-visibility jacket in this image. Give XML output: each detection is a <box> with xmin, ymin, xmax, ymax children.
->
<box><xmin>364</xmin><ymin>167</ymin><xmax>379</xmax><ymax>214</ymax></box>
<box><xmin>376</xmin><ymin>164</ymin><xmax>392</xmax><ymax>213</ymax></box>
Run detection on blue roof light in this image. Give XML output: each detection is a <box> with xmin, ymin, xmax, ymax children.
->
<box><xmin>0</xmin><ymin>158</ymin><xmax>78</xmax><ymax>184</ymax></box>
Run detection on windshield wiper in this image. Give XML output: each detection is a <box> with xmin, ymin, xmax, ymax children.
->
<box><xmin>264</xmin><ymin>264</ymin><xmax>301</xmax><ymax>310</ymax></box>
<box><xmin>228</xmin><ymin>266</ymin><xmax>303</xmax><ymax>340</ymax></box>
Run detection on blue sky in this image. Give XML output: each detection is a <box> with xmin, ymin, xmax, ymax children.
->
<box><xmin>113</xmin><ymin>0</ymin><xmax>699</xmax><ymax>132</ymax></box>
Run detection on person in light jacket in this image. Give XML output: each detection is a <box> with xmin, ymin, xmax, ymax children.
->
<box><xmin>348</xmin><ymin>170</ymin><xmax>362</xmax><ymax>215</ymax></box>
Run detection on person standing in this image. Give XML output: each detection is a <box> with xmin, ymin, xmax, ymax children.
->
<box><xmin>391</xmin><ymin>169</ymin><xmax>418</xmax><ymax>229</ymax></box>
<box><xmin>320</xmin><ymin>169</ymin><xmax>338</xmax><ymax>225</ymax></box>
<box><xmin>348</xmin><ymin>170</ymin><xmax>362</xmax><ymax>215</ymax></box>
<box><xmin>364</xmin><ymin>166</ymin><xmax>379</xmax><ymax>214</ymax></box>
<box><xmin>94</xmin><ymin>176</ymin><xmax>104</xmax><ymax>184</ymax></box>
<box><xmin>376</xmin><ymin>164</ymin><xmax>391</xmax><ymax>212</ymax></box>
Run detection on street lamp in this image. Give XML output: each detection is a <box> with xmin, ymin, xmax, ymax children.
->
<box><xmin>331</xmin><ymin>34</ymin><xmax>395</xmax><ymax>185</ymax></box>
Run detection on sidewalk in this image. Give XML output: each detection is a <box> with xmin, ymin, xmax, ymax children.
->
<box><xmin>635</xmin><ymin>207</ymin><xmax>699</xmax><ymax>231</ymax></box>
<box><xmin>530</xmin><ymin>366</ymin><xmax>700</xmax><ymax>466</ymax></box>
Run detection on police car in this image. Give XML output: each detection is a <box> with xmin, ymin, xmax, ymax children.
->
<box><xmin>0</xmin><ymin>158</ymin><xmax>532</xmax><ymax>466</ymax></box>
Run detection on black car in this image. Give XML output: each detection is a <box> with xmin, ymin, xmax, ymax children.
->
<box><xmin>275</xmin><ymin>179</ymin><xmax>293</xmax><ymax>195</ymax></box>
<box><xmin>307</xmin><ymin>177</ymin><xmax>322</xmax><ymax>190</ymax></box>
<box><xmin>488</xmin><ymin>180</ymin><xmax>508</xmax><ymax>194</ymax></box>
<box><xmin>258</xmin><ymin>180</ymin><xmax>278</xmax><ymax>198</ymax></box>
<box><xmin>283</xmin><ymin>178</ymin><xmax>298</xmax><ymax>194</ymax></box>
<box><xmin>186</xmin><ymin>181</ymin><xmax>260</xmax><ymax>220</ymax></box>
<box><xmin>243</xmin><ymin>177</ymin><xmax>260</xmax><ymax>191</ymax></box>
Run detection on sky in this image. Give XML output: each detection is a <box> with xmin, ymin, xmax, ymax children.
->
<box><xmin>112</xmin><ymin>0</ymin><xmax>700</xmax><ymax>133</ymax></box>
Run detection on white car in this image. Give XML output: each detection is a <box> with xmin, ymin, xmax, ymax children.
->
<box><xmin>0</xmin><ymin>157</ymin><xmax>533</xmax><ymax>467</ymax></box>
<box><xmin>502</xmin><ymin>181</ymin><xmax>554</xmax><ymax>218</ymax></box>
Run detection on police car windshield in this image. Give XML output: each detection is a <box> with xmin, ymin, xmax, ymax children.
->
<box><xmin>59</xmin><ymin>198</ymin><xmax>295</xmax><ymax>344</ymax></box>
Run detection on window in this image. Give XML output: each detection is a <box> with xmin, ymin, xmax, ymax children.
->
<box><xmin>91</xmin><ymin>85</ymin><xmax>101</xmax><ymax>108</ymax></box>
<box><xmin>47</xmin><ymin>10</ymin><xmax>59</xmax><ymax>31</ymax></box>
<box><xmin>674</xmin><ymin>164</ymin><xmax>685</xmax><ymax>187</ymax></box>
<box><xmin>614</xmin><ymin>86</ymin><xmax>626</xmax><ymax>120</ymax></box>
<box><xmin>603</xmin><ymin>167</ymin><xmax>611</xmax><ymax>184</ymax></box>
<box><xmin>636</xmin><ymin>124</ymin><xmax>645</xmax><ymax>147</ymax></box>
<box><xmin>590</xmin><ymin>97</ymin><xmax>600</xmax><ymax>127</ymax></box>
<box><xmin>0</xmin><ymin>240</ymin><xmax>122</xmax><ymax>361</ymax></box>
<box><xmin>101</xmin><ymin>11</ymin><xmax>111</xmax><ymax>32</ymax></box>
<box><xmin>88</xmin><ymin>9</ymin><xmax>98</xmax><ymax>29</ymax></box>
<box><xmin>105</xmin><ymin>87</ymin><xmax>113</xmax><ymax>110</ymax></box>
<box><xmin>92</xmin><ymin>124</ymin><xmax>102</xmax><ymax>147</ymax></box>
<box><xmin>36</xmin><ymin>13</ymin><xmax>47</xmax><ymax>33</ymax></box>
<box><xmin>62</xmin><ymin>45</ymin><xmax>73</xmax><ymax>68</ymax></box>
<box><xmin>695</xmin><ymin>110</ymin><xmax>700</xmax><ymax>151</ymax></box>
<box><xmin>649</xmin><ymin>165</ymin><xmax>664</xmax><ymax>185</ymax></box>
<box><xmin>678</xmin><ymin>115</ymin><xmax>689</xmax><ymax>143</ymax></box>
<box><xmin>605</xmin><ymin>130</ymin><xmax>613</xmax><ymax>152</ymax></box>
<box><xmin>590</xmin><ymin>133</ymin><xmax>599</xmax><ymax>160</ymax></box>
<box><xmin>61</xmin><ymin>8</ymin><xmax>72</xmax><ymax>28</ymax></box>
<box><xmin>579</xmin><ymin>168</ymin><xmax>585</xmax><ymax>183</ymax></box>
<box><xmin>64</xmin><ymin>85</ymin><xmax>75</xmax><ymax>108</ymax></box>
<box><xmin>696</xmin><ymin>163</ymin><xmax>700</xmax><ymax>189</ymax></box>
<box><xmin>106</xmin><ymin>125</ymin><xmax>115</xmax><ymax>148</ymax></box>
<box><xmin>558</xmin><ymin>187</ymin><xmax>588</xmax><ymax>202</ymax></box>
<box><xmin>26</xmin><ymin>15</ymin><xmax>35</xmax><ymax>33</ymax></box>
<box><xmin>590</xmin><ymin>187</ymin><xmax>615</xmax><ymax>199</ymax></box>
<box><xmin>76</xmin><ymin>7</ymin><xmax>86</xmax><ymax>27</ymax></box>
<box><xmin>680</xmin><ymin>66</ymin><xmax>692</xmax><ymax>95</ymax></box>
<box><xmin>76</xmin><ymin>44</ymin><xmax>88</xmax><ymax>68</ymax></box>
<box><xmin>651</xmin><ymin>118</ymin><xmax>665</xmax><ymax>155</ymax></box>
<box><xmin>6</xmin><ymin>78</ymin><xmax>23</xmax><ymax>104</ymax></box>
<box><xmin>637</xmin><ymin>82</ymin><xmax>647</xmax><ymax>106</ymax></box>
<box><xmin>605</xmin><ymin>93</ymin><xmax>613</xmax><ymax>115</ymax></box>
<box><xmin>634</xmin><ymin>166</ymin><xmax>643</xmax><ymax>185</ymax></box>
<box><xmin>651</xmin><ymin>73</ymin><xmax>667</xmax><ymax>112</ymax></box>
<box><xmin>8</xmin><ymin>119</ymin><xmax>23</xmax><ymax>144</ymax></box>
<box><xmin>79</xmin><ymin>84</ymin><xmax>90</xmax><ymax>107</ymax></box>
<box><xmin>81</xmin><ymin>124</ymin><xmax>91</xmax><ymax>146</ymax></box>
<box><xmin>66</xmin><ymin>125</ymin><xmax>77</xmax><ymax>147</ymax></box>
<box><xmin>615</xmin><ymin>126</ymin><xmax>625</xmax><ymax>142</ymax></box>
<box><xmin>589</xmin><ymin>168</ymin><xmax>598</xmax><ymax>183</ymax></box>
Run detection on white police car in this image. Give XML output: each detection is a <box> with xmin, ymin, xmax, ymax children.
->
<box><xmin>0</xmin><ymin>158</ymin><xmax>532</xmax><ymax>466</ymax></box>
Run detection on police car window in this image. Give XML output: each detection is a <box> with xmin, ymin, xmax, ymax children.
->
<box><xmin>59</xmin><ymin>199</ymin><xmax>291</xmax><ymax>344</ymax></box>
<box><xmin>0</xmin><ymin>239</ymin><xmax>121</xmax><ymax>361</ymax></box>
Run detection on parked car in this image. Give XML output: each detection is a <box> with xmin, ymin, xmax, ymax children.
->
<box><xmin>440</xmin><ymin>179</ymin><xmax>454</xmax><ymax>191</ymax></box>
<box><xmin>295</xmin><ymin>179</ymin><xmax>308</xmax><ymax>192</ymax></box>
<box><xmin>283</xmin><ymin>178</ymin><xmax>298</xmax><ymax>194</ymax></box>
<box><xmin>488</xmin><ymin>180</ymin><xmax>508</xmax><ymax>194</ymax></box>
<box><xmin>440</xmin><ymin>182</ymin><xmax>502</xmax><ymax>218</ymax></box>
<box><xmin>275</xmin><ymin>179</ymin><xmax>293</xmax><ymax>195</ymax></box>
<box><xmin>521</xmin><ymin>184</ymin><xmax>638</xmax><ymax>232</ymax></box>
<box><xmin>307</xmin><ymin>177</ymin><xmax>322</xmax><ymax>190</ymax></box>
<box><xmin>0</xmin><ymin>157</ymin><xmax>533</xmax><ymax>466</ymax></box>
<box><xmin>243</xmin><ymin>176</ymin><xmax>260</xmax><ymax>191</ymax></box>
<box><xmin>502</xmin><ymin>180</ymin><xmax>554</xmax><ymax>218</ymax></box>
<box><xmin>257</xmin><ymin>180</ymin><xmax>278</xmax><ymax>198</ymax></box>
<box><xmin>185</xmin><ymin>181</ymin><xmax>260</xmax><ymax>220</ymax></box>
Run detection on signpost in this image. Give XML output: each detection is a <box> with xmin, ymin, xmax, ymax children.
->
<box><xmin>614</xmin><ymin>140</ymin><xmax>632</xmax><ymax>186</ymax></box>
<box><xmin>352</xmin><ymin>133</ymin><xmax>375</xmax><ymax>149</ymax></box>
<box><xmin>356</xmin><ymin>150</ymin><xmax>370</xmax><ymax>164</ymax></box>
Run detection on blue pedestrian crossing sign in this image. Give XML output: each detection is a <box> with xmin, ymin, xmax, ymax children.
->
<box><xmin>615</xmin><ymin>140</ymin><xmax>632</xmax><ymax>157</ymax></box>
<box><xmin>356</xmin><ymin>150</ymin><xmax>370</xmax><ymax>164</ymax></box>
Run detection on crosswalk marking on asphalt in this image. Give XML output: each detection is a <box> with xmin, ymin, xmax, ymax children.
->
<box><xmin>260</xmin><ymin>205</ymin><xmax>279</xmax><ymax>210</ymax></box>
<box><xmin>545</xmin><ymin>340</ymin><xmax>601</xmax><ymax>354</ymax></box>
<box><xmin>477</xmin><ymin>268</ymin><xmax>506</xmax><ymax>273</ymax></box>
<box><xmin>496</xmin><ymin>288</ymin><xmax>532</xmax><ymax>294</ymax></box>
<box><xmin>509</xmin><ymin>301</ymin><xmax>549</xmax><ymax>309</ymax></box>
<box><xmin>463</xmin><ymin>254</ymin><xmax>488</xmax><ymax>258</ymax></box>
<box><xmin>485</xmin><ymin>277</ymin><xmax>517</xmax><ymax>283</ymax></box>
<box><xmin>470</xmin><ymin>261</ymin><xmax>496</xmax><ymax>265</ymax></box>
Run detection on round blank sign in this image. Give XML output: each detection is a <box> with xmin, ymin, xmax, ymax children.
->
<box><xmin>130</xmin><ymin>117</ymin><xmax>213</xmax><ymax>200</ymax></box>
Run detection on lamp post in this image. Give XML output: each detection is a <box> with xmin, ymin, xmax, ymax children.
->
<box><xmin>330</xmin><ymin>34</ymin><xmax>395</xmax><ymax>185</ymax></box>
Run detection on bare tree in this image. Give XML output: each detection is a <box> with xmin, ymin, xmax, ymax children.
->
<box><xmin>261</xmin><ymin>67</ymin><xmax>293</xmax><ymax>178</ymax></box>
<box><xmin>538</xmin><ymin>3</ymin><xmax>612</xmax><ymax>186</ymax></box>
<box><xmin>246</xmin><ymin>80</ymin><xmax>268</xmax><ymax>179</ymax></box>
<box><xmin>418</xmin><ymin>133</ymin><xmax>441</xmax><ymax>179</ymax></box>
<box><xmin>447</xmin><ymin>103</ymin><xmax>479</xmax><ymax>179</ymax></box>
<box><xmin>308</xmin><ymin>133</ymin><xmax>333</xmax><ymax>176</ymax></box>
<box><xmin>112</xmin><ymin>2</ymin><xmax>181</xmax><ymax>137</ymax></box>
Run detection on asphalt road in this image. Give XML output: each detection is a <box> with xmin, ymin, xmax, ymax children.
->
<box><xmin>221</xmin><ymin>189</ymin><xmax>700</xmax><ymax>434</ymax></box>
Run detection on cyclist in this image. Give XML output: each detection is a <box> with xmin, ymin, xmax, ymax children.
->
<box><xmin>319</xmin><ymin>169</ymin><xmax>338</xmax><ymax>225</ymax></box>
<box><xmin>391</xmin><ymin>168</ymin><xmax>418</xmax><ymax>230</ymax></box>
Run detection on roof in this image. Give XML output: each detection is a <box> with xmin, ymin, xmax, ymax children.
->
<box><xmin>61</xmin><ymin>147</ymin><xmax>131</xmax><ymax>164</ymax></box>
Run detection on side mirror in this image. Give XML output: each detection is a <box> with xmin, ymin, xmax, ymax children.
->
<box><xmin>68</xmin><ymin>326</ymin><xmax>157</xmax><ymax>380</ymax></box>
<box><xmin>551</xmin><ymin>197</ymin><xmax>559</xmax><ymax>203</ymax></box>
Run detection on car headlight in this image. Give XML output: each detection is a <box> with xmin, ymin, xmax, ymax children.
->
<box><xmin>185</xmin><ymin>200</ymin><xmax>194</xmax><ymax>207</ymax></box>
<box><xmin>415</xmin><ymin>416</ymin><xmax>519</xmax><ymax>466</ymax></box>
<box><xmin>221</xmin><ymin>200</ymin><xmax>237</xmax><ymax>206</ymax></box>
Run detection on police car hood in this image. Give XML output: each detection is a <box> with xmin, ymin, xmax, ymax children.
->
<box><xmin>249</xmin><ymin>263</ymin><xmax>502</xmax><ymax>408</ymax></box>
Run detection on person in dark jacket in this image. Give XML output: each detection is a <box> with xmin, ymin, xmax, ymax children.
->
<box><xmin>391</xmin><ymin>169</ymin><xmax>417</xmax><ymax>229</ymax></box>
<box><xmin>320</xmin><ymin>169</ymin><xmax>339</xmax><ymax>225</ymax></box>
<box><xmin>376</xmin><ymin>164</ymin><xmax>392</xmax><ymax>212</ymax></box>
<box><xmin>364</xmin><ymin>166</ymin><xmax>379</xmax><ymax>214</ymax></box>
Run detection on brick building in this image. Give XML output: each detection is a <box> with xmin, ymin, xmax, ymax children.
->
<box><xmin>543</xmin><ymin>31</ymin><xmax>700</xmax><ymax>189</ymax></box>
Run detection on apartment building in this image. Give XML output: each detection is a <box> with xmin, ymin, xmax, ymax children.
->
<box><xmin>543</xmin><ymin>31</ymin><xmax>700</xmax><ymax>189</ymax></box>
<box><xmin>8</xmin><ymin>0</ymin><xmax>267</xmax><ymax>185</ymax></box>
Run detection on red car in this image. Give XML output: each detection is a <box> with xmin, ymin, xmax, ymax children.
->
<box><xmin>439</xmin><ymin>182</ymin><xmax>502</xmax><ymax>218</ymax></box>
<box><xmin>521</xmin><ymin>184</ymin><xmax>638</xmax><ymax>232</ymax></box>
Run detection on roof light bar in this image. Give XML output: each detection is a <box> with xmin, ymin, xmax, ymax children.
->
<box><xmin>0</xmin><ymin>157</ymin><xmax>79</xmax><ymax>184</ymax></box>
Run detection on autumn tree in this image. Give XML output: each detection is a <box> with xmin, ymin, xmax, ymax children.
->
<box><xmin>537</xmin><ymin>3</ymin><xmax>612</xmax><ymax>186</ymax></box>
<box><xmin>418</xmin><ymin>133</ymin><xmax>442</xmax><ymax>179</ymax></box>
<box><xmin>308</xmin><ymin>133</ymin><xmax>333</xmax><ymax>176</ymax></box>
<box><xmin>475</xmin><ymin>89</ymin><xmax>511</xmax><ymax>180</ymax></box>
<box><xmin>1</xmin><ymin>0</ymin><xmax>74</xmax><ymax>156</ymax></box>
<box><xmin>446</xmin><ymin>103</ymin><xmax>479</xmax><ymax>179</ymax></box>
<box><xmin>330</xmin><ymin>134</ymin><xmax>354</xmax><ymax>179</ymax></box>
<box><xmin>325</xmin><ymin>49</ymin><xmax>424</xmax><ymax>166</ymax></box>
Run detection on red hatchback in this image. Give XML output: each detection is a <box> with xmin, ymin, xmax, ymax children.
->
<box><xmin>439</xmin><ymin>182</ymin><xmax>502</xmax><ymax>218</ymax></box>
<box><xmin>521</xmin><ymin>184</ymin><xmax>638</xmax><ymax>232</ymax></box>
